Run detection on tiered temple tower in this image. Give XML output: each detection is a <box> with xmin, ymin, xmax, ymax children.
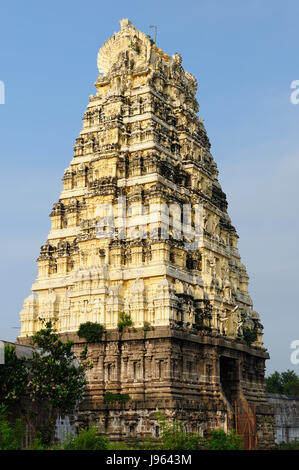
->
<box><xmin>19</xmin><ymin>19</ymin><xmax>274</xmax><ymax>447</ymax></box>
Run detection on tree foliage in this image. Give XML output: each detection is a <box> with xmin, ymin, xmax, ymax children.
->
<box><xmin>0</xmin><ymin>345</ymin><xmax>28</xmax><ymax>406</ymax></box>
<box><xmin>265</xmin><ymin>370</ymin><xmax>299</xmax><ymax>397</ymax></box>
<box><xmin>277</xmin><ymin>438</ymin><xmax>299</xmax><ymax>450</ymax></box>
<box><xmin>157</xmin><ymin>414</ymin><xmax>203</xmax><ymax>450</ymax></box>
<box><xmin>153</xmin><ymin>413</ymin><xmax>244</xmax><ymax>450</ymax></box>
<box><xmin>0</xmin><ymin>321</ymin><xmax>91</xmax><ymax>446</ymax></box>
<box><xmin>203</xmin><ymin>429</ymin><xmax>244</xmax><ymax>450</ymax></box>
<box><xmin>143</xmin><ymin>321</ymin><xmax>152</xmax><ymax>338</ymax></box>
<box><xmin>28</xmin><ymin>321</ymin><xmax>88</xmax><ymax>416</ymax></box>
<box><xmin>117</xmin><ymin>312</ymin><xmax>134</xmax><ymax>333</ymax></box>
<box><xmin>62</xmin><ymin>426</ymin><xmax>109</xmax><ymax>450</ymax></box>
<box><xmin>104</xmin><ymin>392</ymin><xmax>131</xmax><ymax>404</ymax></box>
<box><xmin>0</xmin><ymin>405</ymin><xmax>24</xmax><ymax>450</ymax></box>
<box><xmin>243</xmin><ymin>327</ymin><xmax>258</xmax><ymax>347</ymax></box>
<box><xmin>77</xmin><ymin>321</ymin><xmax>105</xmax><ymax>343</ymax></box>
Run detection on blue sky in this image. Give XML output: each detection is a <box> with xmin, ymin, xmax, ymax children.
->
<box><xmin>0</xmin><ymin>0</ymin><xmax>299</xmax><ymax>374</ymax></box>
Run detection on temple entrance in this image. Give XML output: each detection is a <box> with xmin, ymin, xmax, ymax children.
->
<box><xmin>219</xmin><ymin>355</ymin><xmax>257</xmax><ymax>449</ymax></box>
<box><xmin>220</xmin><ymin>356</ymin><xmax>240</xmax><ymax>405</ymax></box>
<box><xmin>234</xmin><ymin>400</ymin><xmax>258</xmax><ymax>449</ymax></box>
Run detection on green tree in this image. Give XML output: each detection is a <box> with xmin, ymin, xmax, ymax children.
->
<box><xmin>104</xmin><ymin>392</ymin><xmax>130</xmax><ymax>404</ymax></box>
<box><xmin>265</xmin><ymin>371</ymin><xmax>283</xmax><ymax>394</ymax></box>
<box><xmin>0</xmin><ymin>345</ymin><xmax>28</xmax><ymax>406</ymax></box>
<box><xmin>27</xmin><ymin>321</ymin><xmax>90</xmax><ymax>445</ymax></box>
<box><xmin>280</xmin><ymin>370</ymin><xmax>299</xmax><ymax>396</ymax></box>
<box><xmin>62</xmin><ymin>426</ymin><xmax>109</xmax><ymax>450</ymax></box>
<box><xmin>265</xmin><ymin>370</ymin><xmax>299</xmax><ymax>397</ymax></box>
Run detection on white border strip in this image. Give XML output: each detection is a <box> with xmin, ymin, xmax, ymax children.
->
<box><xmin>0</xmin><ymin>341</ymin><xmax>4</xmax><ymax>364</ymax></box>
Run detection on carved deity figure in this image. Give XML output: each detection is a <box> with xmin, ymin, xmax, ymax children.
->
<box><xmin>232</xmin><ymin>308</ymin><xmax>243</xmax><ymax>337</ymax></box>
<box><xmin>219</xmin><ymin>311</ymin><xmax>229</xmax><ymax>334</ymax></box>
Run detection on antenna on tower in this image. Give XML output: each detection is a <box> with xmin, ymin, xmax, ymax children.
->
<box><xmin>150</xmin><ymin>25</ymin><xmax>158</xmax><ymax>44</ymax></box>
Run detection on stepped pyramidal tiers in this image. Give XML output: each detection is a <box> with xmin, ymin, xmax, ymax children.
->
<box><xmin>19</xmin><ymin>19</ymin><xmax>275</xmax><ymax>448</ymax></box>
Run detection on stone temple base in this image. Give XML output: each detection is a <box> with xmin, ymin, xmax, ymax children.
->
<box><xmin>25</xmin><ymin>326</ymin><xmax>273</xmax><ymax>449</ymax></box>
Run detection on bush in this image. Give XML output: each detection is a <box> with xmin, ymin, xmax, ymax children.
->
<box><xmin>203</xmin><ymin>429</ymin><xmax>244</xmax><ymax>450</ymax></box>
<box><xmin>155</xmin><ymin>414</ymin><xmax>243</xmax><ymax>451</ymax></box>
<box><xmin>0</xmin><ymin>406</ymin><xmax>24</xmax><ymax>450</ymax></box>
<box><xmin>63</xmin><ymin>426</ymin><xmax>109</xmax><ymax>450</ymax></box>
<box><xmin>28</xmin><ymin>321</ymin><xmax>89</xmax><ymax>445</ymax></box>
<box><xmin>277</xmin><ymin>438</ymin><xmax>299</xmax><ymax>450</ymax></box>
<box><xmin>0</xmin><ymin>345</ymin><xmax>28</xmax><ymax>406</ymax></box>
<box><xmin>28</xmin><ymin>437</ymin><xmax>48</xmax><ymax>450</ymax></box>
<box><xmin>143</xmin><ymin>321</ymin><xmax>152</xmax><ymax>338</ymax></box>
<box><xmin>108</xmin><ymin>441</ymin><xmax>131</xmax><ymax>450</ymax></box>
<box><xmin>104</xmin><ymin>392</ymin><xmax>131</xmax><ymax>404</ymax></box>
<box><xmin>158</xmin><ymin>414</ymin><xmax>203</xmax><ymax>450</ymax></box>
<box><xmin>78</xmin><ymin>322</ymin><xmax>105</xmax><ymax>343</ymax></box>
<box><xmin>117</xmin><ymin>313</ymin><xmax>134</xmax><ymax>333</ymax></box>
<box><xmin>243</xmin><ymin>328</ymin><xmax>258</xmax><ymax>346</ymax></box>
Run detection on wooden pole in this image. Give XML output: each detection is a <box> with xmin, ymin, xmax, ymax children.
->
<box><xmin>150</xmin><ymin>25</ymin><xmax>158</xmax><ymax>44</ymax></box>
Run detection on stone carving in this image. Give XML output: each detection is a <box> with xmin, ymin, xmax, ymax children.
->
<box><xmin>18</xmin><ymin>20</ymin><xmax>274</xmax><ymax>447</ymax></box>
<box><xmin>20</xmin><ymin>19</ymin><xmax>264</xmax><ymax>349</ymax></box>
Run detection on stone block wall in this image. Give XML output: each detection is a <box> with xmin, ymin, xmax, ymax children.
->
<box><xmin>267</xmin><ymin>393</ymin><xmax>299</xmax><ymax>444</ymax></box>
<box><xmin>68</xmin><ymin>327</ymin><xmax>274</xmax><ymax>448</ymax></box>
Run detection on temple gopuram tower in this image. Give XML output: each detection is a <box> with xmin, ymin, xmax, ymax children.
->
<box><xmin>19</xmin><ymin>19</ymin><xmax>274</xmax><ymax>448</ymax></box>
